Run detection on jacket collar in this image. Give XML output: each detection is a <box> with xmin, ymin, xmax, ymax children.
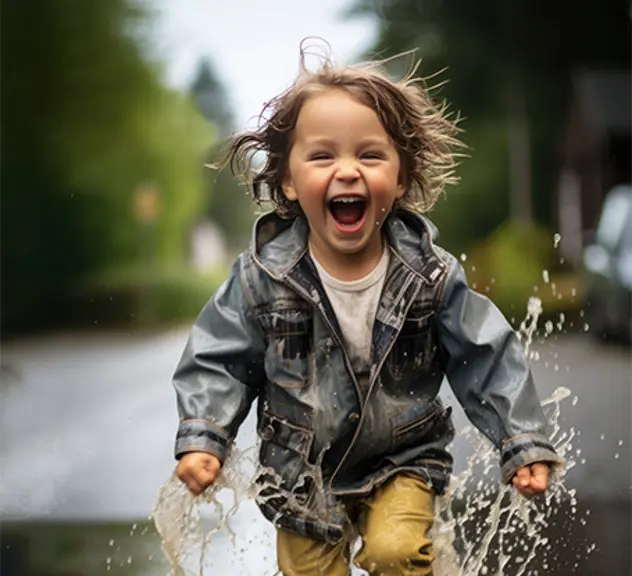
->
<box><xmin>251</xmin><ymin>209</ymin><xmax>445</xmax><ymax>284</ymax></box>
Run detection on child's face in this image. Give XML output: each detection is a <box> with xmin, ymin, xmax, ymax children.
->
<box><xmin>283</xmin><ymin>88</ymin><xmax>404</xmax><ymax>269</ymax></box>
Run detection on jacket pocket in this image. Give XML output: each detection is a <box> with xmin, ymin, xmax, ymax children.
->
<box><xmin>258</xmin><ymin>411</ymin><xmax>314</xmax><ymax>491</ymax></box>
<box><xmin>260</xmin><ymin>307</ymin><xmax>313</xmax><ymax>388</ymax></box>
<box><xmin>391</xmin><ymin>399</ymin><xmax>441</xmax><ymax>451</ymax></box>
<box><xmin>386</xmin><ymin>308</ymin><xmax>436</xmax><ymax>379</ymax></box>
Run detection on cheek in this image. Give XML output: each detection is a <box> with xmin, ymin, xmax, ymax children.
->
<box><xmin>296</xmin><ymin>169</ymin><xmax>331</xmax><ymax>197</ymax></box>
<box><xmin>370</xmin><ymin>170</ymin><xmax>403</xmax><ymax>201</ymax></box>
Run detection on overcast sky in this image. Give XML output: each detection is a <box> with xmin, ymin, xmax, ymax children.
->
<box><xmin>151</xmin><ymin>0</ymin><xmax>378</xmax><ymax>128</ymax></box>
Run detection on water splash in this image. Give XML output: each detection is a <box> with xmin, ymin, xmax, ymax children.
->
<box><xmin>153</xmin><ymin>296</ymin><xmax>581</xmax><ymax>575</ymax></box>
<box><xmin>152</xmin><ymin>444</ymin><xmax>260</xmax><ymax>575</ymax></box>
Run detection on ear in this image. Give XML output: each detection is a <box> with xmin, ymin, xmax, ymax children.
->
<box><xmin>396</xmin><ymin>166</ymin><xmax>407</xmax><ymax>199</ymax></box>
<box><xmin>282</xmin><ymin>173</ymin><xmax>298</xmax><ymax>202</ymax></box>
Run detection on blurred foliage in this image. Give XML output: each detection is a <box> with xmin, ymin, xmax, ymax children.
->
<box><xmin>2</xmin><ymin>0</ymin><xmax>214</xmax><ymax>336</ymax></box>
<box><xmin>429</xmin><ymin>117</ymin><xmax>510</xmax><ymax>254</ymax></box>
<box><xmin>71</xmin><ymin>265</ymin><xmax>228</xmax><ymax>331</ymax></box>
<box><xmin>190</xmin><ymin>59</ymin><xmax>258</xmax><ymax>251</ymax></box>
<box><xmin>466</xmin><ymin>221</ymin><xmax>554</xmax><ymax>316</ymax></box>
<box><xmin>467</xmin><ymin>221</ymin><xmax>585</xmax><ymax>322</ymax></box>
<box><xmin>347</xmin><ymin>0</ymin><xmax>631</xmax><ymax>253</ymax></box>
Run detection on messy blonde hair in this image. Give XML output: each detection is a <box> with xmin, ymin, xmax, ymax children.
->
<box><xmin>219</xmin><ymin>39</ymin><xmax>464</xmax><ymax>217</ymax></box>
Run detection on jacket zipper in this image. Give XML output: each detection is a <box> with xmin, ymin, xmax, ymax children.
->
<box><xmin>328</xmin><ymin>274</ymin><xmax>422</xmax><ymax>495</ymax></box>
<box><xmin>282</xmin><ymin>277</ymin><xmax>364</xmax><ymax>406</ymax></box>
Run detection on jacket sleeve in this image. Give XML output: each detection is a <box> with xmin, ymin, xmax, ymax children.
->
<box><xmin>435</xmin><ymin>252</ymin><xmax>565</xmax><ymax>484</ymax></box>
<box><xmin>172</xmin><ymin>254</ymin><xmax>266</xmax><ymax>464</ymax></box>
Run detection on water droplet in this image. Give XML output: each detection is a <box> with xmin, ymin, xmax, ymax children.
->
<box><xmin>583</xmin><ymin>323</ymin><xmax>590</xmax><ymax>332</ymax></box>
<box><xmin>542</xmin><ymin>270</ymin><xmax>550</xmax><ymax>283</ymax></box>
<box><xmin>545</xmin><ymin>321</ymin><xmax>554</xmax><ymax>334</ymax></box>
<box><xmin>618</xmin><ymin>440</ymin><xmax>624</xmax><ymax>446</ymax></box>
<box><xmin>109</xmin><ymin>540</ymin><xmax>114</xmax><ymax>547</ymax></box>
<box><xmin>553</xmin><ymin>233</ymin><xmax>562</xmax><ymax>247</ymax></box>
<box><xmin>460</xmin><ymin>253</ymin><xmax>467</xmax><ymax>262</ymax></box>
<box><xmin>614</xmin><ymin>453</ymin><xmax>620</xmax><ymax>459</ymax></box>
<box><xmin>600</xmin><ymin>434</ymin><xmax>605</xmax><ymax>440</ymax></box>
<box><xmin>572</xmin><ymin>396</ymin><xmax>579</xmax><ymax>406</ymax></box>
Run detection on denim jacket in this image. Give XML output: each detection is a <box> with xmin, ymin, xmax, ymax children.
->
<box><xmin>172</xmin><ymin>209</ymin><xmax>564</xmax><ymax>543</ymax></box>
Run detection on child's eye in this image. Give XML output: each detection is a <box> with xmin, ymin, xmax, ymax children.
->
<box><xmin>361</xmin><ymin>152</ymin><xmax>384</xmax><ymax>160</ymax></box>
<box><xmin>309</xmin><ymin>153</ymin><xmax>332</xmax><ymax>161</ymax></box>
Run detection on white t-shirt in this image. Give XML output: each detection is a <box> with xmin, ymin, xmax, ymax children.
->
<box><xmin>310</xmin><ymin>243</ymin><xmax>390</xmax><ymax>376</ymax></box>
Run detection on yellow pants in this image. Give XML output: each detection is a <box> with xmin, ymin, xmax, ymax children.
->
<box><xmin>277</xmin><ymin>474</ymin><xmax>435</xmax><ymax>576</ymax></box>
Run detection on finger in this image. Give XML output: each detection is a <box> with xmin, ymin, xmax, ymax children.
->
<box><xmin>514</xmin><ymin>466</ymin><xmax>531</xmax><ymax>488</ymax></box>
<box><xmin>181</xmin><ymin>472</ymin><xmax>203</xmax><ymax>496</ymax></box>
<box><xmin>191</xmin><ymin>467</ymin><xmax>216</xmax><ymax>491</ymax></box>
<box><xmin>205</xmin><ymin>456</ymin><xmax>222</xmax><ymax>474</ymax></box>
<box><xmin>176</xmin><ymin>457</ymin><xmax>198</xmax><ymax>479</ymax></box>
<box><xmin>516</xmin><ymin>484</ymin><xmax>536</xmax><ymax>498</ymax></box>
<box><xmin>513</xmin><ymin>476</ymin><xmax>534</xmax><ymax>497</ymax></box>
<box><xmin>530</xmin><ymin>463</ymin><xmax>549</xmax><ymax>492</ymax></box>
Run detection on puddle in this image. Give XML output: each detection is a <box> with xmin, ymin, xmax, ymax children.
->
<box><xmin>1</xmin><ymin>521</ymin><xmax>167</xmax><ymax>576</ymax></box>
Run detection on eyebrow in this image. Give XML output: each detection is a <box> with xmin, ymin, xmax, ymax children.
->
<box><xmin>302</xmin><ymin>137</ymin><xmax>390</xmax><ymax>147</ymax></box>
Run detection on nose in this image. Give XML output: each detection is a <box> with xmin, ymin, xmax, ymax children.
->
<box><xmin>334</xmin><ymin>159</ymin><xmax>361</xmax><ymax>183</ymax></box>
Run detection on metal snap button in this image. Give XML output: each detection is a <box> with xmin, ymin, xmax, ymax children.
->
<box><xmin>260</xmin><ymin>424</ymin><xmax>275</xmax><ymax>441</ymax></box>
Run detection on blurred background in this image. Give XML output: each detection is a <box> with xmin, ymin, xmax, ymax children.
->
<box><xmin>1</xmin><ymin>1</ymin><xmax>630</xmax><ymax>575</ymax></box>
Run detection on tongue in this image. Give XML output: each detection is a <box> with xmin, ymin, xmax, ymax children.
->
<box><xmin>330</xmin><ymin>201</ymin><xmax>365</xmax><ymax>225</ymax></box>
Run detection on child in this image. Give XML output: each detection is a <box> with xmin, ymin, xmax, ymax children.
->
<box><xmin>172</xmin><ymin>44</ymin><xmax>564</xmax><ymax>576</ymax></box>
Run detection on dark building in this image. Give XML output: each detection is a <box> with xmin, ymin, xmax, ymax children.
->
<box><xmin>557</xmin><ymin>70</ymin><xmax>631</xmax><ymax>264</ymax></box>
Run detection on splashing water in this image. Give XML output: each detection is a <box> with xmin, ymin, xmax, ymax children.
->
<box><xmin>152</xmin><ymin>443</ymin><xmax>262</xmax><ymax>575</ymax></box>
<box><xmin>152</xmin><ymin>296</ymin><xmax>580</xmax><ymax>575</ymax></box>
<box><xmin>432</xmin><ymin>387</ymin><xmax>573</xmax><ymax>576</ymax></box>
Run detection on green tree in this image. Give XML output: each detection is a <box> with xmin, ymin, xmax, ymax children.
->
<box><xmin>191</xmin><ymin>59</ymin><xmax>235</xmax><ymax>136</ymax></box>
<box><xmin>190</xmin><ymin>58</ymin><xmax>257</xmax><ymax>250</ymax></box>
<box><xmin>1</xmin><ymin>0</ymin><xmax>213</xmax><ymax>335</ymax></box>
<box><xmin>346</xmin><ymin>0</ymin><xmax>631</xmax><ymax>251</ymax></box>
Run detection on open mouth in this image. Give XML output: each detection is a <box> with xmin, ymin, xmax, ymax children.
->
<box><xmin>328</xmin><ymin>196</ymin><xmax>367</xmax><ymax>229</ymax></box>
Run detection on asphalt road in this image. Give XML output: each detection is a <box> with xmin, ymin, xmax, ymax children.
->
<box><xmin>0</xmin><ymin>328</ymin><xmax>629</xmax><ymax>575</ymax></box>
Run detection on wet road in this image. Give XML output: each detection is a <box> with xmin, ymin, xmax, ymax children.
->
<box><xmin>0</xmin><ymin>328</ymin><xmax>630</xmax><ymax>575</ymax></box>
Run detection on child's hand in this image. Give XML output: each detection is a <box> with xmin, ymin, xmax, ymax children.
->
<box><xmin>176</xmin><ymin>452</ymin><xmax>222</xmax><ymax>496</ymax></box>
<box><xmin>512</xmin><ymin>462</ymin><xmax>549</xmax><ymax>497</ymax></box>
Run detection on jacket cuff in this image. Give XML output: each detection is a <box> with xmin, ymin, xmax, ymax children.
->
<box><xmin>500</xmin><ymin>433</ymin><xmax>566</xmax><ymax>484</ymax></box>
<box><xmin>174</xmin><ymin>419</ymin><xmax>231</xmax><ymax>463</ymax></box>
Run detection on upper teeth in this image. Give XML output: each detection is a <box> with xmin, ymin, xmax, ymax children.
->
<box><xmin>332</xmin><ymin>197</ymin><xmax>362</xmax><ymax>203</ymax></box>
